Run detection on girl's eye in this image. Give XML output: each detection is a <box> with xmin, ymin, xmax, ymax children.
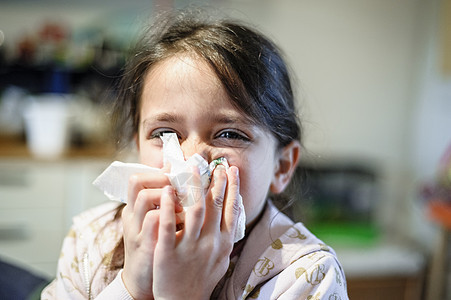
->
<box><xmin>149</xmin><ymin>129</ymin><xmax>177</xmax><ymax>139</ymax></box>
<box><xmin>217</xmin><ymin>130</ymin><xmax>250</xmax><ymax>142</ymax></box>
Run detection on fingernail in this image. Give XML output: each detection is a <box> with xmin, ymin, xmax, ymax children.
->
<box><xmin>215</xmin><ymin>164</ymin><xmax>225</xmax><ymax>172</ymax></box>
<box><xmin>230</xmin><ymin>166</ymin><xmax>239</xmax><ymax>176</ymax></box>
<box><xmin>213</xmin><ymin>165</ymin><xmax>225</xmax><ymax>183</ymax></box>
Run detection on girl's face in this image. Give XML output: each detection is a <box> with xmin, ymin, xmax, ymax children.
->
<box><xmin>137</xmin><ymin>55</ymin><xmax>281</xmax><ymax>225</ymax></box>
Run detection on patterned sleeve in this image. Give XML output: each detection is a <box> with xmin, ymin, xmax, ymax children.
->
<box><xmin>283</xmin><ymin>253</ymin><xmax>348</xmax><ymax>299</ymax></box>
<box><xmin>41</xmin><ymin>202</ymin><xmax>129</xmax><ymax>299</ymax></box>
<box><xmin>253</xmin><ymin>251</ymin><xmax>348</xmax><ymax>300</ymax></box>
<box><xmin>41</xmin><ymin>227</ymin><xmax>89</xmax><ymax>300</ymax></box>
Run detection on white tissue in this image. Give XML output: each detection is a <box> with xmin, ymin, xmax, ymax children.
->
<box><xmin>160</xmin><ymin>133</ymin><xmax>210</xmax><ymax>207</ymax></box>
<box><xmin>93</xmin><ymin>161</ymin><xmax>161</xmax><ymax>203</ymax></box>
<box><xmin>93</xmin><ymin>133</ymin><xmax>245</xmax><ymax>242</ymax></box>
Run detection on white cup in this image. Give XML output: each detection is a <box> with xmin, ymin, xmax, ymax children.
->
<box><xmin>23</xmin><ymin>95</ymin><xmax>71</xmax><ymax>159</ymax></box>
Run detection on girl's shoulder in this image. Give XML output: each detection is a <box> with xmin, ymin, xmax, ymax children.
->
<box><xmin>258</xmin><ymin>201</ymin><xmax>346</xmax><ymax>279</ymax></box>
<box><xmin>264</xmin><ymin>201</ymin><xmax>340</xmax><ymax>260</ymax></box>
<box><xmin>45</xmin><ymin>202</ymin><xmax>124</xmax><ymax>299</ymax></box>
<box><xmin>239</xmin><ymin>211</ymin><xmax>348</xmax><ymax>299</ymax></box>
<box><xmin>71</xmin><ymin>201</ymin><xmax>123</xmax><ymax>232</ymax></box>
<box><xmin>67</xmin><ymin>201</ymin><xmax>124</xmax><ymax>255</ymax></box>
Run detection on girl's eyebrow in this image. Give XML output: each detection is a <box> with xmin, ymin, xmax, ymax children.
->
<box><xmin>141</xmin><ymin>112</ymin><xmax>254</xmax><ymax>128</ymax></box>
<box><xmin>207</xmin><ymin>112</ymin><xmax>255</xmax><ymax>126</ymax></box>
<box><xmin>212</xmin><ymin>115</ymin><xmax>243</xmax><ymax>124</ymax></box>
<box><xmin>142</xmin><ymin>113</ymin><xmax>183</xmax><ymax>127</ymax></box>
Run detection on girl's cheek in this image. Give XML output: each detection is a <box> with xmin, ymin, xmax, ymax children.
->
<box><xmin>219</xmin><ymin>148</ymin><xmax>245</xmax><ymax>165</ymax></box>
<box><xmin>139</xmin><ymin>148</ymin><xmax>164</xmax><ymax>168</ymax></box>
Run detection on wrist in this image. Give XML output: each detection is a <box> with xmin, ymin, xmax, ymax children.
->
<box><xmin>121</xmin><ymin>269</ymin><xmax>154</xmax><ymax>300</ymax></box>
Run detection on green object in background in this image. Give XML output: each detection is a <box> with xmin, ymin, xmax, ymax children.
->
<box><xmin>309</xmin><ymin>222</ymin><xmax>380</xmax><ymax>247</ymax></box>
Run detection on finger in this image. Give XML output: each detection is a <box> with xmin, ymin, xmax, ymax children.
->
<box><xmin>203</xmin><ymin>164</ymin><xmax>227</xmax><ymax>236</ymax></box>
<box><xmin>140</xmin><ymin>209</ymin><xmax>160</xmax><ymax>247</ymax></box>
<box><xmin>158</xmin><ymin>186</ymin><xmax>177</xmax><ymax>248</ymax></box>
<box><xmin>127</xmin><ymin>171</ymin><xmax>170</xmax><ymax>210</ymax></box>
<box><xmin>121</xmin><ymin>204</ymin><xmax>133</xmax><ymax>234</ymax></box>
<box><xmin>182</xmin><ymin>167</ymin><xmax>206</xmax><ymax>240</ymax></box>
<box><xmin>222</xmin><ymin>166</ymin><xmax>241</xmax><ymax>236</ymax></box>
<box><xmin>134</xmin><ymin>188</ymin><xmax>163</xmax><ymax>231</ymax></box>
<box><xmin>133</xmin><ymin>187</ymin><xmax>184</xmax><ymax>234</ymax></box>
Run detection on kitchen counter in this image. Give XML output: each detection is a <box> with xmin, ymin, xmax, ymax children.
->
<box><xmin>336</xmin><ymin>243</ymin><xmax>426</xmax><ymax>299</ymax></box>
<box><xmin>336</xmin><ymin>243</ymin><xmax>425</xmax><ymax>278</ymax></box>
<box><xmin>0</xmin><ymin>134</ymin><xmax>115</xmax><ymax>159</ymax></box>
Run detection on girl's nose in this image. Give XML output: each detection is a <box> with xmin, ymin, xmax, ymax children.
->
<box><xmin>180</xmin><ymin>136</ymin><xmax>210</xmax><ymax>162</ymax></box>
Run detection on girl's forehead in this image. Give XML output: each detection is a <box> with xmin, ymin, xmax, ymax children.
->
<box><xmin>140</xmin><ymin>53</ymin><xmax>260</xmax><ymax>129</ymax></box>
<box><xmin>142</xmin><ymin>54</ymin><xmax>228</xmax><ymax>108</ymax></box>
<box><xmin>146</xmin><ymin>54</ymin><xmax>220</xmax><ymax>84</ymax></box>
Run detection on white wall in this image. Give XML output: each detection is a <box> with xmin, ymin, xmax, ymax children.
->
<box><xmin>218</xmin><ymin>0</ymin><xmax>427</xmax><ymax>238</ymax></box>
<box><xmin>405</xmin><ymin>0</ymin><xmax>451</xmax><ymax>249</ymax></box>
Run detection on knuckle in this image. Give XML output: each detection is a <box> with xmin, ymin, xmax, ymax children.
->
<box><xmin>201</xmin><ymin>242</ymin><xmax>214</xmax><ymax>254</ymax></box>
<box><xmin>231</xmin><ymin>197</ymin><xmax>241</xmax><ymax>216</ymax></box>
<box><xmin>212</xmin><ymin>194</ymin><xmax>225</xmax><ymax>210</ymax></box>
<box><xmin>160</xmin><ymin>217</ymin><xmax>173</xmax><ymax>232</ymax></box>
<box><xmin>135</xmin><ymin>189</ymin><xmax>160</xmax><ymax>211</ymax></box>
<box><xmin>191</xmin><ymin>204</ymin><xmax>205</xmax><ymax>220</ymax></box>
<box><xmin>213</xmin><ymin>240</ymin><xmax>233</xmax><ymax>262</ymax></box>
<box><xmin>135</xmin><ymin>190</ymin><xmax>147</xmax><ymax>206</ymax></box>
<box><xmin>221</xmin><ymin>240</ymin><xmax>233</xmax><ymax>255</ymax></box>
<box><xmin>128</xmin><ymin>174</ymin><xmax>140</xmax><ymax>187</ymax></box>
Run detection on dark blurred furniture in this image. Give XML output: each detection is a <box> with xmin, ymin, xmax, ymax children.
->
<box><xmin>426</xmin><ymin>201</ymin><xmax>451</xmax><ymax>300</ymax></box>
<box><xmin>347</xmin><ymin>275</ymin><xmax>424</xmax><ymax>300</ymax></box>
<box><xmin>0</xmin><ymin>258</ymin><xmax>50</xmax><ymax>300</ymax></box>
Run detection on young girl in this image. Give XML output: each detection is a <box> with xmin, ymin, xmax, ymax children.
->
<box><xmin>42</xmin><ymin>9</ymin><xmax>348</xmax><ymax>300</ymax></box>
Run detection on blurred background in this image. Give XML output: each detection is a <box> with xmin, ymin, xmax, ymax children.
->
<box><xmin>0</xmin><ymin>0</ymin><xmax>450</xmax><ymax>299</ymax></box>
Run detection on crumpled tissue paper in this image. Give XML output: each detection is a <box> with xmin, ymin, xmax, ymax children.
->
<box><xmin>93</xmin><ymin>133</ymin><xmax>245</xmax><ymax>242</ymax></box>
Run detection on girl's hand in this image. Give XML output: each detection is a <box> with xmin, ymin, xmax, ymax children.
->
<box><xmin>152</xmin><ymin>165</ymin><xmax>241</xmax><ymax>299</ymax></box>
<box><xmin>121</xmin><ymin>170</ymin><xmax>183</xmax><ymax>300</ymax></box>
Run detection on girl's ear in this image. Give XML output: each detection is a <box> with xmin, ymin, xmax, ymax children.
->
<box><xmin>270</xmin><ymin>141</ymin><xmax>301</xmax><ymax>194</ymax></box>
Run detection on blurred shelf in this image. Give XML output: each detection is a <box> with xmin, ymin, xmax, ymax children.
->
<box><xmin>0</xmin><ymin>134</ymin><xmax>115</xmax><ymax>159</ymax></box>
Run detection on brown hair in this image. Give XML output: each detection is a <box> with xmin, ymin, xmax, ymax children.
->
<box><xmin>112</xmin><ymin>8</ymin><xmax>301</xmax><ymax>150</ymax></box>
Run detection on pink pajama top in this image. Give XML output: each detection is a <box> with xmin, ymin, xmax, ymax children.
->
<box><xmin>42</xmin><ymin>200</ymin><xmax>348</xmax><ymax>299</ymax></box>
